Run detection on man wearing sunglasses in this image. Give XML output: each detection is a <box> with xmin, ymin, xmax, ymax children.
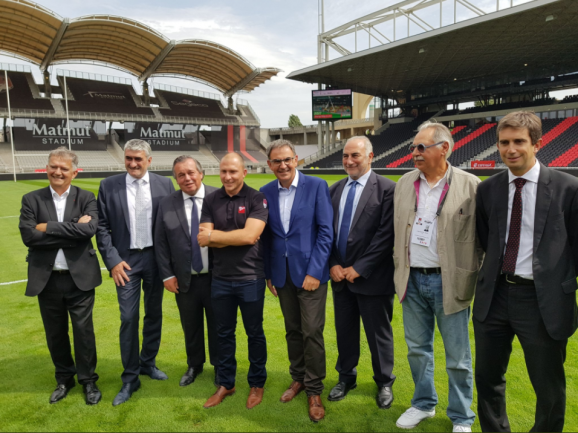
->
<box><xmin>260</xmin><ymin>139</ymin><xmax>333</xmax><ymax>422</ymax></box>
<box><xmin>393</xmin><ymin>121</ymin><xmax>482</xmax><ymax>432</ymax></box>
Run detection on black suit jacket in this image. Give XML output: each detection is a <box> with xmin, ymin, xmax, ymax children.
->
<box><xmin>475</xmin><ymin>163</ymin><xmax>578</xmax><ymax>340</ymax></box>
<box><xmin>19</xmin><ymin>185</ymin><xmax>102</xmax><ymax>297</ymax></box>
<box><xmin>329</xmin><ymin>170</ymin><xmax>396</xmax><ymax>296</ymax></box>
<box><xmin>154</xmin><ymin>185</ymin><xmax>218</xmax><ymax>292</ymax></box>
<box><xmin>96</xmin><ymin>172</ymin><xmax>175</xmax><ymax>270</ymax></box>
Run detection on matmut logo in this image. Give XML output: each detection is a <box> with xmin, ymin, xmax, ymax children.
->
<box><xmin>171</xmin><ymin>99</ymin><xmax>209</xmax><ymax>108</ymax></box>
<box><xmin>84</xmin><ymin>91</ymin><xmax>126</xmax><ymax>100</ymax></box>
<box><xmin>471</xmin><ymin>161</ymin><xmax>496</xmax><ymax>169</ymax></box>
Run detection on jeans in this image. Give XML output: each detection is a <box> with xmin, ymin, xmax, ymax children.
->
<box><xmin>402</xmin><ymin>269</ymin><xmax>475</xmax><ymax>426</ymax></box>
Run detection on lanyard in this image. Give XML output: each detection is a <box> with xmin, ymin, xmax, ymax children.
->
<box><xmin>413</xmin><ymin>167</ymin><xmax>452</xmax><ymax>217</ymax></box>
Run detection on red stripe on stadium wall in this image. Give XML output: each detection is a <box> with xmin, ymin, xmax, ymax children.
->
<box><xmin>541</xmin><ymin>116</ymin><xmax>578</xmax><ymax>148</ymax></box>
<box><xmin>451</xmin><ymin>125</ymin><xmax>467</xmax><ymax>135</ymax></box>
<box><xmin>239</xmin><ymin>125</ymin><xmax>258</xmax><ymax>163</ymax></box>
<box><xmin>227</xmin><ymin>125</ymin><xmax>234</xmax><ymax>152</ymax></box>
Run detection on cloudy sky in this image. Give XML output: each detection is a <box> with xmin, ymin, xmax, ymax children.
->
<box><xmin>0</xmin><ymin>0</ymin><xmax>547</xmax><ymax>127</ymax></box>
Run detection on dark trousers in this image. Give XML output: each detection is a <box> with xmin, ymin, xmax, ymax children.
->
<box><xmin>116</xmin><ymin>248</ymin><xmax>164</xmax><ymax>384</ymax></box>
<box><xmin>175</xmin><ymin>273</ymin><xmax>218</xmax><ymax>369</ymax></box>
<box><xmin>38</xmin><ymin>272</ymin><xmax>98</xmax><ymax>385</ymax></box>
<box><xmin>211</xmin><ymin>277</ymin><xmax>267</xmax><ymax>390</ymax></box>
<box><xmin>474</xmin><ymin>282</ymin><xmax>567</xmax><ymax>432</ymax></box>
<box><xmin>277</xmin><ymin>266</ymin><xmax>327</xmax><ymax>396</ymax></box>
<box><xmin>334</xmin><ymin>285</ymin><xmax>395</xmax><ymax>388</ymax></box>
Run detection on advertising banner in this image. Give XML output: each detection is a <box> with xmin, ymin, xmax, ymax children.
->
<box><xmin>12</xmin><ymin>118</ymin><xmax>107</xmax><ymax>151</ymax></box>
<box><xmin>123</xmin><ymin>122</ymin><xmax>200</xmax><ymax>151</ymax></box>
<box><xmin>471</xmin><ymin>160</ymin><xmax>496</xmax><ymax>169</ymax></box>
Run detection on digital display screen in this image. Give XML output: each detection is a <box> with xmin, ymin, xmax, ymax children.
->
<box><xmin>312</xmin><ymin>89</ymin><xmax>352</xmax><ymax>121</ymax></box>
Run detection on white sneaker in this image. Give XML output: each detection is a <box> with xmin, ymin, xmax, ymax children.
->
<box><xmin>452</xmin><ymin>425</ymin><xmax>472</xmax><ymax>432</ymax></box>
<box><xmin>396</xmin><ymin>407</ymin><xmax>436</xmax><ymax>429</ymax></box>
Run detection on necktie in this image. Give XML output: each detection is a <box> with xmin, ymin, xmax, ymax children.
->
<box><xmin>134</xmin><ymin>179</ymin><xmax>148</xmax><ymax>249</ymax></box>
<box><xmin>190</xmin><ymin>197</ymin><xmax>203</xmax><ymax>273</ymax></box>
<box><xmin>338</xmin><ymin>181</ymin><xmax>358</xmax><ymax>260</ymax></box>
<box><xmin>502</xmin><ymin>178</ymin><xmax>527</xmax><ymax>274</ymax></box>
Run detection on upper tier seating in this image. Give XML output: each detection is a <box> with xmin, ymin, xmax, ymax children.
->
<box><xmin>156</xmin><ymin>90</ymin><xmax>230</xmax><ymax>119</ymax></box>
<box><xmin>0</xmin><ymin>71</ymin><xmax>53</xmax><ymax>111</ymax></box>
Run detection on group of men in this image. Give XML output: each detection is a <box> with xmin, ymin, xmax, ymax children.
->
<box><xmin>19</xmin><ymin>110</ymin><xmax>577</xmax><ymax>432</ymax></box>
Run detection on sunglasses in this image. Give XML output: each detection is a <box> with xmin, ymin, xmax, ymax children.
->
<box><xmin>408</xmin><ymin>141</ymin><xmax>444</xmax><ymax>153</ymax></box>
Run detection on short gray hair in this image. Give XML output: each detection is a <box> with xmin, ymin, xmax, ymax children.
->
<box><xmin>417</xmin><ymin>121</ymin><xmax>455</xmax><ymax>158</ymax></box>
<box><xmin>124</xmin><ymin>139</ymin><xmax>152</xmax><ymax>158</ymax></box>
<box><xmin>267</xmin><ymin>139</ymin><xmax>295</xmax><ymax>159</ymax></box>
<box><xmin>345</xmin><ymin>136</ymin><xmax>373</xmax><ymax>155</ymax></box>
<box><xmin>172</xmin><ymin>155</ymin><xmax>204</xmax><ymax>178</ymax></box>
<box><xmin>48</xmin><ymin>146</ymin><xmax>78</xmax><ymax>169</ymax></box>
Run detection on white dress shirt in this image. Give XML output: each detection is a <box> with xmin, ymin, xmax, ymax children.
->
<box><xmin>126</xmin><ymin>172</ymin><xmax>153</xmax><ymax>249</ymax></box>
<box><xmin>278</xmin><ymin>170</ymin><xmax>300</xmax><ymax>234</ymax></box>
<box><xmin>50</xmin><ymin>185</ymin><xmax>70</xmax><ymax>270</ymax></box>
<box><xmin>409</xmin><ymin>168</ymin><xmax>449</xmax><ymax>268</ymax></box>
<box><xmin>504</xmin><ymin>160</ymin><xmax>540</xmax><ymax>280</ymax></box>
<box><xmin>337</xmin><ymin>169</ymin><xmax>372</xmax><ymax>240</ymax></box>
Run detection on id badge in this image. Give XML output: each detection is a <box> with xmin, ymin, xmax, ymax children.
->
<box><xmin>411</xmin><ymin>214</ymin><xmax>435</xmax><ymax>247</ymax></box>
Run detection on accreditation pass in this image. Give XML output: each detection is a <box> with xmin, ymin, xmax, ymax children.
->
<box><xmin>411</xmin><ymin>213</ymin><xmax>435</xmax><ymax>247</ymax></box>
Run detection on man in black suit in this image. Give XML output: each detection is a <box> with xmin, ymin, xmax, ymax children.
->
<box><xmin>97</xmin><ymin>139</ymin><xmax>175</xmax><ymax>406</ymax></box>
<box><xmin>19</xmin><ymin>147</ymin><xmax>102</xmax><ymax>405</ymax></box>
<box><xmin>154</xmin><ymin>155</ymin><xmax>219</xmax><ymax>387</ymax></box>
<box><xmin>475</xmin><ymin>111</ymin><xmax>578</xmax><ymax>432</ymax></box>
<box><xmin>328</xmin><ymin>136</ymin><xmax>397</xmax><ymax>409</ymax></box>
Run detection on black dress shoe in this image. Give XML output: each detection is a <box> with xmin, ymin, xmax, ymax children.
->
<box><xmin>140</xmin><ymin>366</ymin><xmax>168</xmax><ymax>381</ymax></box>
<box><xmin>50</xmin><ymin>378</ymin><xmax>75</xmax><ymax>404</ymax></box>
<box><xmin>376</xmin><ymin>386</ymin><xmax>394</xmax><ymax>409</ymax></box>
<box><xmin>112</xmin><ymin>379</ymin><xmax>141</xmax><ymax>407</ymax></box>
<box><xmin>83</xmin><ymin>382</ymin><xmax>102</xmax><ymax>405</ymax></box>
<box><xmin>328</xmin><ymin>381</ymin><xmax>357</xmax><ymax>401</ymax></box>
<box><xmin>180</xmin><ymin>366</ymin><xmax>203</xmax><ymax>387</ymax></box>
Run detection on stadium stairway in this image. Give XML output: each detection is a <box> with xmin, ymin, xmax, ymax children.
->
<box><xmin>447</xmin><ymin>123</ymin><xmax>497</xmax><ymax>167</ymax></box>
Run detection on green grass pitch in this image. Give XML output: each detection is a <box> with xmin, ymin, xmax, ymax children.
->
<box><xmin>0</xmin><ymin>174</ymin><xmax>576</xmax><ymax>432</ymax></box>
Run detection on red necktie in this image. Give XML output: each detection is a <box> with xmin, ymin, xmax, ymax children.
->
<box><xmin>502</xmin><ymin>178</ymin><xmax>527</xmax><ymax>274</ymax></box>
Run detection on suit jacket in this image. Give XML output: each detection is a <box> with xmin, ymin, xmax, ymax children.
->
<box><xmin>96</xmin><ymin>172</ymin><xmax>175</xmax><ymax>270</ymax></box>
<box><xmin>475</xmin><ymin>163</ymin><xmax>578</xmax><ymax>340</ymax></box>
<box><xmin>329</xmin><ymin>170</ymin><xmax>396</xmax><ymax>296</ymax></box>
<box><xmin>393</xmin><ymin>165</ymin><xmax>483</xmax><ymax>315</ymax></box>
<box><xmin>19</xmin><ymin>185</ymin><xmax>102</xmax><ymax>297</ymax></box>
<box><xmin>260</xmin><ymin>173</ymin><xmax>333</xmax><ymax>288</ymax></box>
<box><xmin>154</xmin><ymin>185</ymin><xmax>218</xmax><ymax>292</ymax></box>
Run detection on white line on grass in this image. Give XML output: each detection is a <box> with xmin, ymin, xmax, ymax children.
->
<box><xmin>0</xmin><ymin>216</ymin><xmax>18</xmax><ymax>219</ymax></box>
<box><xmin>1</xmin><ymin>268</ymin><xmax>109</xmax><ymax>286</ymax></box>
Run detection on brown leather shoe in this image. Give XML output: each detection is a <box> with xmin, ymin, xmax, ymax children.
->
<box><xmin>246</xmin><ymin>387</ymin><xmax>264</xmax><ymax>409</ymax></box>
<box><xmin>203</xmin><ymin>386</ymin><xmax>235</xmax><ymax>408</ymax></box>
<box><xmin>280</xmin><ymin>381</ymin><xmax>305</xmax><ymax>403</ymax></box>
<box><xmin>308</xmin><ymin>395</ymin><xmax>325</xmax><ymax>422</ymax></box>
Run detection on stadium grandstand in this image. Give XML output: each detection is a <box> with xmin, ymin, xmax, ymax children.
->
<box><xmin>290</xmin><ymin>0</ymin><xmax>578</xmax><ymax>173</ymax></box>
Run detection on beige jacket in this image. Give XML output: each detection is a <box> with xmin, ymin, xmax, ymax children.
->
<box><xmin>393</xmin><ymin>164</ymin><xmax>482</xmax><ymax>315</ymax></box>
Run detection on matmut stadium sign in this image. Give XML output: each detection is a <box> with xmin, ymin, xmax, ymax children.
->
<box><xmin>471</xmin><ymin>160</ymin><xmax>496</xmax><ymax>169</ymax></box>
<box><xmin>123</xmin><ymin>122</ymin><xmax>200</xmax><ymax>151</ymax></box>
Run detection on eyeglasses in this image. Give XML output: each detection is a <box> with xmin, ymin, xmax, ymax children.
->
<box><xmin>408</xmin><ymin>141</ymin><xmax>444</xmax><ymax>153</ymax></box>
<box><xmin>269</xmin><ymin>157</ymin><xmax>295</xmax><ymax>167</ymax></box>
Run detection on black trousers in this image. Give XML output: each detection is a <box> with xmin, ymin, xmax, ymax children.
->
<box><xmin>277</xmin><ymin>265</ymin><xmax>327</xmax><ymax>396</ymax></box>
<box><xmin>116</xmin><ymin>248</ymin><xmax>164</xmax><ymax>384</ymax></box>
<box><xmin>334</xmin><ymin>284</ymin><xmax>395</xmax><ymax>388</ymax></box>
<box><xmin>37</xmin><ymin>272</ymin><xmax>98</xmax><ymax>385</ymax></box>
<box><xmin>175</xmin><ymin>273</ymin><xmax>218</xmax><ymax>369</ymax></box>
<box><xmin>474</xmin><ymin>282</ymin><xmax>567</xmax><ymax>432</ymax></box>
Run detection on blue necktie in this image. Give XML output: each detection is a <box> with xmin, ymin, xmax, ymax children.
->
<box><xmin>190</xmin><ymin>197</ymin><xmax>203</xmax><ymax>273</ymax></box>
<box><xmin>338</xmin><ymin>181</ymin><xmax>358</xmax><ymax>260</ymax></box>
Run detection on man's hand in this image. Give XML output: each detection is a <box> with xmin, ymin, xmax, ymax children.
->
<box><xmin>78</xmin><ymin>215</ymin><xmax>92</xmax><ymax>224</ymax></box>
<box><xmin>302</xmin><ymin>275</ymin><xmax>320</xmax><ymax>292</ymax></box>
<box><xmin>330</xmin><ymin>265</ymin><xmax>346</xmax><ymax>282</ymax></box>
<box><xmin>198</xmin><ymin>226</ymin><xmax>211</xmax><ymax>247</ymax></box>
<box><xmin>343</xmin><ymin>266</ymin><xmax>361</xmax><ymax>283</ymax></box>
<box><xmin>35</xmin><ymin>223</ymin><xmax>47</xmax><ymax>232</ymax></box>
<box><xmin>112</xmin><ymin>261</ymin><xmax>131</xmax><ymax>287</ymax></box>
<box><xmin>267</xmin><ymin>279</ymin><xmax>278</xmax><ymax>297</ymax></box>
<box><xmin>164</xmin><ymin>277</ymin><xmax>179</xmax><ymax>294</ymax></box>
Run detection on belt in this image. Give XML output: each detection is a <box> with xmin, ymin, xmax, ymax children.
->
<box><xmin>411</xmin><ymin>267</ymin><xmax>441</xmax><ymax>275</ymax></box>
<box><xmin>500</xmin><ymin>273</ymin><xmax>535</xmax><ymax>286</ymax></box>
<box><xmin>130</xmin><ymin>246</ymin><xmax>153</xmax><ymax>252</ymax></box>
<box><xmin>52</xmin><ymin>269</ymin><xmax>70</xmax><ymax>274</ymax></box>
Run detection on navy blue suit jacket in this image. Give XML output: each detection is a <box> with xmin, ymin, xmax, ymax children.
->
<box><xmin>96</xmin><ymin>172</ymin><xmax>175</xmax><ymax>270</ymax></box>
<box><xmin>261</xmin><ymin>172</ymin><xmax>333</xmax><ymax>288</ymax></box>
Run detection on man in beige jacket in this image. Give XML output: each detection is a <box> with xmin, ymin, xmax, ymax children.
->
<box><xmin>393</xmin><ymin>121</ymin><xmax>482</xmax><ymax>433</ymax></box>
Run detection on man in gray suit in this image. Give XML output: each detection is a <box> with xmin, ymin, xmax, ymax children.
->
<box><xmin>97</xmin><ymin>139</ymin><xmax>175</xmax><ymax>406</ymax></box>
<box><xmin>154</xmin><ymin>156</ymin><xmax>219</xmax><ymax>388</ymax></box>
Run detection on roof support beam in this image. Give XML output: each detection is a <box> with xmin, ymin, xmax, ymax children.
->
<box><xmin>40</xmin><ymin>18</ymin><xmax>69</xmax><ymax>72</ymax></box>
<box><xmin>138</xmin><ymin>40</ymin><xmax>176</xmax><ymax>82</ymax></box>
<box><xmin>224</xmin><ymin>68</ymin><xmax>262</xmax><ymax>98</ymax></box>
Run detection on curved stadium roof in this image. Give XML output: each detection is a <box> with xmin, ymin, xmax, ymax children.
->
<box><xmin>0</xmin><ymin>0</ymin><xmax>281</xmax><ymax>95</ymax></box>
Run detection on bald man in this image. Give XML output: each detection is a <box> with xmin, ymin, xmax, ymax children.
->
<box><xmin>197</xmin><ymin>153</ymin><xmax>269</xmax><ymax>410</ymax></box>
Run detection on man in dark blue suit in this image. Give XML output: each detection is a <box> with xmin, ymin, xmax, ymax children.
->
<box><xmin>261</xmin><ymin>139</ymin><xmax>333</xmax><ymax>422</ymax></box>
<box><xmin>96</xmin><ymin>139</ymin><xmax>175</xmax><ymax>406</ymax></box>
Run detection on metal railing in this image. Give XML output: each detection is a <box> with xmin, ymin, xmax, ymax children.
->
<box><xmin>334</xmin><ymin>117</ymin><xmax>373</xmax><ymax>125</ymax></box>
<box><xmin>301</xmin><ymin>140</ymin><xmax>345</xmax><ymax>166</ymax></box>
<box><xmin>56</xmin><ymin>69</ymin><xmax>133</xmax><ymax>86</ymax></box>
<box><xmin>0</xmin><ymin>63</ymin><xmax>31</xmax><ymax>73</ymax></box>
